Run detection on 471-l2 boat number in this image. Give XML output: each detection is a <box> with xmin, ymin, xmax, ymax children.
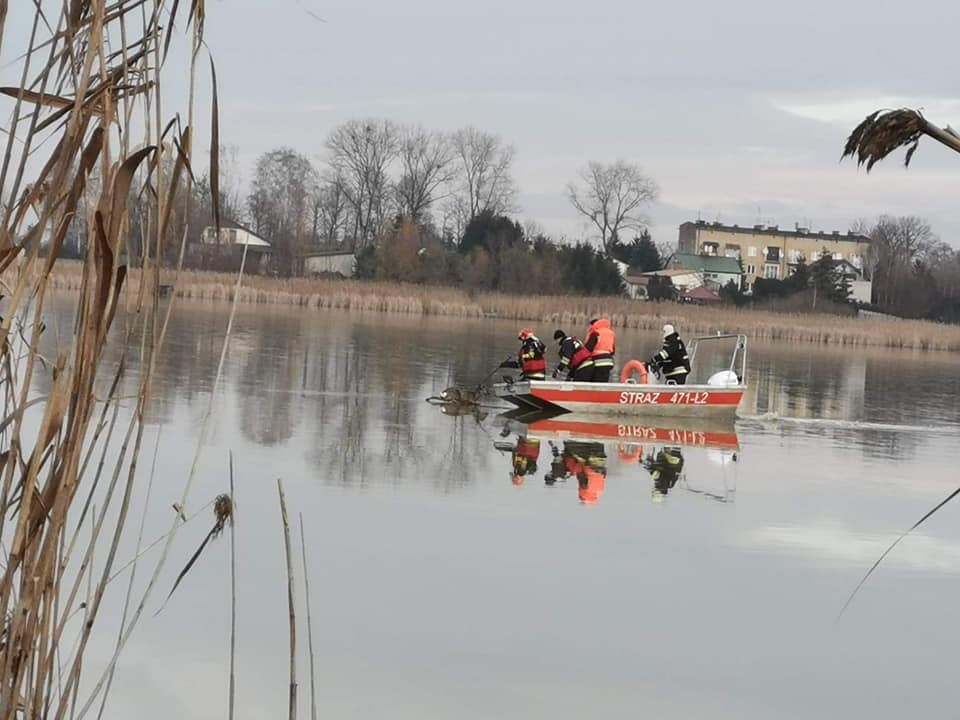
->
<box><xmin>618</xmin><ymin>390</ymin><xmax>710</xmax><ymax>405</ymax></box>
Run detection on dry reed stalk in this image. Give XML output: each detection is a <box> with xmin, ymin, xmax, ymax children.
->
<box><xmin>277</xmin><ymin>479</ymin><xmax>297</xmax><ymax>720</ymax></box>
<box><xmin>228</xmin><ymin>451</ymin><xmax>237</xmax><ymax>720</ymax></box>
<box><xmin>298</xmin><ymin>513</ymin><xmax>317</xmax><ymax>720</ymax></box>
<box><xmin>96</xmin><ymin>425</ymin><xmax>163</xmax><ymax>720</ymax></box>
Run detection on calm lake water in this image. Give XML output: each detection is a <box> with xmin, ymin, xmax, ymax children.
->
<box><xmin>31</xmin><ymin>299</ymin><xmax>960</xmax><ymax>718</ymax></box>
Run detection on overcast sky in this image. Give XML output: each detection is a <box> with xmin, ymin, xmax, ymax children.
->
<box><xmin>6</xmin><ymin>0</ymin><xmax>960</xmax><ymax>246</ymax></box>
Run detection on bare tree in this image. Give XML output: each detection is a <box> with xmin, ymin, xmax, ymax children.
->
<box><xmin>395</xmin><ymin>126</ymin><xmax>455</xmax><ymax>221</ymax></box>
<box><xmin>248</xmin><ymin>147</ymin><xmax>319</xmax><ymax>274</ymax></box>
<box><xmin>567</xmin><ymin>160</ymin><xmax>658</xmax><ymax>254</ymax></box>
<box><xmin>862</xmin><ymin>215</ymin><xmax>938</xmax><ymax>309</ymax></box>
<box><xmin>326</xmin><ymin>119</ymin><xmax>399</xmax><ymax>251</ymax></box>
<box><xmin>447</xmin><ymin>127</ymin><xmax>518</xmax><ymax>235</ymax></box>
<box><xmin>310</xmin><ymin>176</ymin><xmax>349</xmax><ymax>248</ymax></box>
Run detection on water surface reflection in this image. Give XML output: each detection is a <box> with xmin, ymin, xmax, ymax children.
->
<box><xmin>29</xmin><ymin>299</ymin><xmax>960</xmax><ymax>719</ymax></box>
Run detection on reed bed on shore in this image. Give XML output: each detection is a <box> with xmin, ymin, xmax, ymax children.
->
<box><xmin>38</xmin><ymin>262</ymin><xmax>960</xmax><ymax>351</ymax></box>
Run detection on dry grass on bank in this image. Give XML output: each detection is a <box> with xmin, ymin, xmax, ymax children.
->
<box><xmin>37</xmin><ymin>260</ymin><xmax>960</xmax><ymax>352</ymax></box>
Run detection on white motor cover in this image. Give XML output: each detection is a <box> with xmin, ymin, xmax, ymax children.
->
<box><xmin>706</xmin><ymin>370</ymin><xmax>740</xmax><ymax>387</ymax></box>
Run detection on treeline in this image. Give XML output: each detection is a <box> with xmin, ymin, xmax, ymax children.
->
<box><xmin>856</xmin><ymin>216</ymin><xmax>960</xmax><ymax>322</ymax></box>
<box><xmin>363</xmin><ymin>213</ymin><xmax>625</xmax><ymax>296</ymax></box>
<box><xmin>54</xmin><ymin>117</ymin><xmax>651</xmax><ymax>298</ymax></box>
<box><xmin>49</xmin><ymin>116</ymin><xmax>960</xmax><ymax>321</ymax></box>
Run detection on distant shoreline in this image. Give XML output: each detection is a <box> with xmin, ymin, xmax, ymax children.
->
<box><xmin>35</xmin><ymin>260</ymin><xmax>960</xmax><ymax>352</ymax></box>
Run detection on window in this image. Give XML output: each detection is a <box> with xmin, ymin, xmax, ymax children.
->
<box><xmin>702</xmin><ymin>242</ymin><xmax>719</xmax><ymax>256</ymax></box>
<box><xmin>764</xmin><ymin>264</ymin><xmax>780</xmax><ymax>279</ymax></box>
<box><xmin>765</xmin><ymin>246</ymin><xmax>781</xmax><ymax>262</ymax></box>
<box><xmin>787</xmin><ymin>249</ymin><xmax>804</xmax><ymax>264</ymax></box>
<box><xmin>748</xmin><ymin>246</ymin><xmax>757</xmax><ymax>257</ymax></box>
<box><xmin>724</xmin><ymin>244</ymin><xmax>741</xmax><ymax>258</ymax></box>
<box><xmin>746</xmin><ymin>264</ymin><xmax>756</xmax><ymax>275</ymax></box>
<box><xmin>832</xmin><ymin>252</ymin><xmax>843</xmax><ymax>261</ymax></box>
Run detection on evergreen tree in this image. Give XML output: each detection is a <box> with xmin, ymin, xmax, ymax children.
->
<box><xmin>647</xmin><ymin>275</ymin><xmax>675</xmax><ymax>301</ymax></box>
<box><xmin>720</xmin><ymin>279</ymin><xmax>746</xmax><ymax>306</ymax></box>
<box><xmin>810</xmin><ymin>255</ymin><xmax>851</xmax><ymax>304</ymax></box>
<box><xmin>785</xmin><ymin>256</ymin><xmax>810</xmax><ymax>294</ymax></box>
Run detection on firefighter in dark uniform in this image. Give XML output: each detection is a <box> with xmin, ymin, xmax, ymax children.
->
<box><xmin>501</xmin><ymin>327</ymin><xmax>547</xmax><ymax>380</ymax></box>
<box><xmin>551</xmin><ymin>329</ymin><xmax>594</xmax><ymax>381</ymax></box>
<box><xmin>645</xmin><ymin>447</ymin><xmax>685</xmax><ymax>501</ymax></box>
<box><xmin>648</xmin><ymin>323</ymin><xmax>690</xmax><ymax>385</ymax></box>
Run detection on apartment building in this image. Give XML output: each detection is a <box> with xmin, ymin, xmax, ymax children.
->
<box><xmin>678</xmin><ymin>221</ymin><xmax>871</xmax><ymax>290</ymax></box>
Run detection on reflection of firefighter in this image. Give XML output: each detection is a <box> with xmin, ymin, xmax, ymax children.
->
<box><xmin>544</xmin><ymin>442</ymin><xmax>569</xmax><ymax>486</ymax></box>
<box><xmin>644</xmin><ymin>447</ymin><xmax>685</xmax><ymax>501</ymax></box>
<box><xmin>543</xmin><ymin>441</ymin><xmax>607</xmax><ymax>504</ymax></box>
<box><xmin>511</xmin><ymin>437</ymin><xmax>541</xmax><ymax>485</ymax></box>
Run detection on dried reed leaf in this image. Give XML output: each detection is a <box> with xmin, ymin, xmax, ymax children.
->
<box><xmin>156</xmin><ymin>494</ymin><xmax>233</xmax><ymax>614</ymax></box>
<box><xmin>105</xmin><ymin>145</ymin><xmax>155</xmax><ymax>251</ymax></box>
<box><xmin>163</xmin><ymin>0</ymin><xmax>183</xmax><ymax>62</ymax></box>
<box><xmin>158</xmin><ymin>127</ymin><xmax>190</xmax><ymax>247</ymax></box>
<box><xmin>42</xmin><ymin>127</ymin><xmax>103</xmax><ymax>277</ymax></box>
<box><xmin>209</xmin><ymin>54</ymin><xmax>220</xmax><ymax>233</ymax></box>
<box><xmin>0</xmin><ymin>87</ymin><xmax>73</xmax><ymax>110</ymax></box>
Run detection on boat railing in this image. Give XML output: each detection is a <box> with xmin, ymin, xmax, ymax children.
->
<box><xmin>688</xmin><ymin>333</ymin><xmax>748</xmax><ymax>386</ymax></box>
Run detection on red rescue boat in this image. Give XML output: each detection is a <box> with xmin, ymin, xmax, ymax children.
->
<box><xmin>492</xmin><ymin>333</ymin><xmax>747</xmax><ymax>419</ymax></box>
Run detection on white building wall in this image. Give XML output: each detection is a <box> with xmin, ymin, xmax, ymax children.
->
<box><xmin>304</xmin><ymin>254</ymin><xmax>356</xmax><ymax>277</ymax></box>
<box><xmin>851</xmin><ymin>280</ymin><xmax>872</xmax><ymax>304</ymax></box>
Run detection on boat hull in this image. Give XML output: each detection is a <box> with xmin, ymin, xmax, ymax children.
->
<box><xmin>492</xmin><ymin>379</ymin><xmax>744</xmax><ymax>418</ymax></box>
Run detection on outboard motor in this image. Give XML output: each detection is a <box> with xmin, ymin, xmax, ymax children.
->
<box><xmin>706</xmin><ymin>370</ymin><xmax>741</xmax><ymax>387</ymax></box>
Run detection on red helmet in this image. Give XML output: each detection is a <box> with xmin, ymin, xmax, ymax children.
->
<box><xmin>518</xmin><ymin>327</ymin><xmax>534</xmax><ymax>341</ymax></box>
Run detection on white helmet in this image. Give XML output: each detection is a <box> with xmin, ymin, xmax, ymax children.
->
<box><xmin>662</xmin><ymin>324</ymin><xmax>675</xmax><ymax>337</ymax></box>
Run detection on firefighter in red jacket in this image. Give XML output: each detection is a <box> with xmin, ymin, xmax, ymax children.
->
<box><xmin>585</xmin><ymin>317</ymin><xmax>616</xmax><ymax>382</ymax></box>
<box><xmin>501</xmin><ymin>328</ymin><xmax>547</xmax><ymax>380</ymax></box>
<box><xmin>551</xmin><ymin>329</ymin><xmax>594</xmax><ymax>381</ymax></box>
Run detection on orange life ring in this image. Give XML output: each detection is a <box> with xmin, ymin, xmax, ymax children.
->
<box><xmin>617</xmin><ymin>444</ymin><xmax>643</xmax><ymax>464</ymax></box>
<box><xmin>620</xmin><ymin>359</ymin><xmax>648</xmax><ymax>384</ymax></box>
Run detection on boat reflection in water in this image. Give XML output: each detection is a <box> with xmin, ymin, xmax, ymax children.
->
<box><xmin>494</xmin><ymin>410</ymin><xmax>739</xmax><ymax>504</ymax></box>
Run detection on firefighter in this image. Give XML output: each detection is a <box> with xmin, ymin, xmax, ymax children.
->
<box><xmin>500</xmin><ymin>328</ymin><xmax>547</xmax><ymax>380</ymax></box>
<box><xmin>511</xmin><ymin>436</ymin><xmax>541</xmax><ymax>485</ymax></box>
<box><xmin>648</xmin><ymin>323</ymin><xmax>690</xmax><ymax>385</ymax></box>
<box><xmin>584</xmin><ymin>317</ymin><xmax>616</xmax><ymax>382</ymax></box>
<box><xmin>551</xmin><ymin>329</ymin><xmax>594</xmax><ymax>381</ymax></box>
<box><xmin>645</xmin><ymin>447</ymin><xmax>685</xmax><ymax>501</ymax></box>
